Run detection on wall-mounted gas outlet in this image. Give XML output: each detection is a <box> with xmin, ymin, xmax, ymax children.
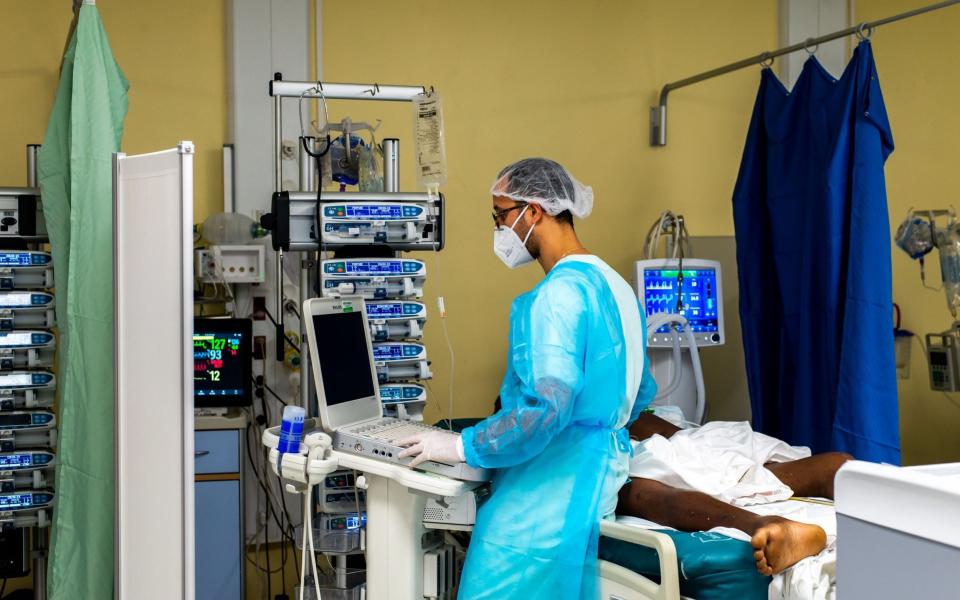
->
<box><xmin>195</xmin><ymin>245</ymin><xmax>265</xmax><ymax>284</ymax></box>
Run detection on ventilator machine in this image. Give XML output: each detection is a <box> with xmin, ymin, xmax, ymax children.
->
<box><xmin>636</xmin><ymin>212</ymin><xmax>722</xmax><ymax>424</ymax></box>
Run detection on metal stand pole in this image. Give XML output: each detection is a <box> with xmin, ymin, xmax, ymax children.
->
<box><xmin>382</xmin><ymin>139</ymin><xmax>399</xmax><ymax>193</ymax></box>
<box><xmin>26</xmin><ymin>145</ymin><xmax>40</xmax><ymax>188</ymax></box>
<box><xmin>299</xmin><ymin>137</ymin><xmax>316</xmax><ymax>192</ymax></box>
<box><xmin>32</xmin><ymin>527</ymin><xmax>47</xmax><ymax>600</ymax></box>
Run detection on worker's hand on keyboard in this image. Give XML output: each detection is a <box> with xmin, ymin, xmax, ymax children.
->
<box><xmin>397</xmin><ymin>431</ymin><xmax>466</xmax><ymax>468</ymax></box>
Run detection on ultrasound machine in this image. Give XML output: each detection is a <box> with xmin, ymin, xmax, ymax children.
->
<box><xmin>261</xmin><ymin>296</ymin><xmax>487</xmax><ymax>599</ymax></box>
<box><xmin>302</xmin><ymin>296</ymin><xmax>486</xmax><ymax>482</ymax></box>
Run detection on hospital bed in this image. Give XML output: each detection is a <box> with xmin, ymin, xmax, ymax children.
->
<box><xmin>598</xmin><ymin>523</ymin><xmax>682</xmax><ymax>600</ymax></box>
<box><xmin>597</xmin><ymin>496</ymin><xmax>838</xmax><ymax>600</ymax></box>
<box><xmin>597</xmin><ymin>521</ymin><xmax>771</xmax><ymax>600</ymax></box>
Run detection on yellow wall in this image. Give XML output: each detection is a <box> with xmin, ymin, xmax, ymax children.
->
<box><xmin>0</xmin><ymin>0</ymin><xmax>226</xmax><ymax>221</ymax></box>
<box><xmin>855</xmin><ymin>0</ymin><xmax>960</xmax><ymax>465</ymax></box>
<box><xmin>325</xmin><ymin>1</ymin><xmax>960</xmax><ymax>466</ymax></box>
<box><xmin>322</xmin><ymin>1</ymin><xmax>777</xmax><ymax>430</ymax></box>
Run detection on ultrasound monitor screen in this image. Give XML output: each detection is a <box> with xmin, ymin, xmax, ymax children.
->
<box><xmin>194</xmin><ymin>318</ymin><xmax>252</xmax><ymax>407</ymax></box>
<box><xmin>312</xmin><ymin>311</ymin><xmax>376</xmax><ymax>406</ymax></box>
<box><xmin>643</xmin><ymin>268</ymin><xmax>720</xmax><ymax>333</ymax></box>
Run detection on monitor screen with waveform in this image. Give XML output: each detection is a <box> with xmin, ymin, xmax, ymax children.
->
<box><xmin>194</xmin><ymin>318</ymin><xmax>252</xmax><ymax>407</ymax></box>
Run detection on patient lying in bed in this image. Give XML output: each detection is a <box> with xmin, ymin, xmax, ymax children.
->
<box><xmin>618</xmin><ymin>413</ymin><xmax>851</xmax><ymax>577</ymax></box>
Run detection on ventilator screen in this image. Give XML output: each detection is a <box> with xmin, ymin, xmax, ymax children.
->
<box><xmin>643</xmin><ymin>268</ymin><xmax>720</xmax><ymax>333</ymax></box>
<box><xmin>312</xmin><ymin>311</ymin><xmax>376</xmax><ymax>406</ymax></box>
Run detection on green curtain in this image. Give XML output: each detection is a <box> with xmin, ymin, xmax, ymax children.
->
<box><xmin>37</xmin><ymin>4</ymin><xmax>128</xmax><ymax>599</ymax></box>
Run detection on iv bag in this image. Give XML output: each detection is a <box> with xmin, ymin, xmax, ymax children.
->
<box><xmin>895</xmin><ymin>214</ymin><xmax>935</xmax><ymax>259</ymax></box>
<box><xmin>201</xmin><ymin>212</ymin><xmax>263</xmax><ymax>245</ymax></box>
<box><xmin>940</xmin><ymin>227</ymin><xmax>960</xmax><ymax>318</ymax></box>
<box><xmin>413</xmin><ymin>91</ymin><xmax>448</xmax><ymax>194</ymax></box>
<box><xmin>330</xmin><ymin>134</ymin><xmax>364</xmax><ymax>186</ymax></box>
<box><xmin>358</xmin><ymin>143</ymin><xmax>384</xmax><ymax>192</ymax></box>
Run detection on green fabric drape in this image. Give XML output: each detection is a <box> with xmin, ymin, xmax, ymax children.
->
<box><xmin>37</xmin><ymin>4</ymin><xmax>128</xmax><ymax>599</ymax></box>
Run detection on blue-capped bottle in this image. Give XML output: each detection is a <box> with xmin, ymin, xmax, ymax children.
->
<box><xmin>277</xmin><ymin>406</ymin><xmax>306</xmax><ymax>457</ymax></box>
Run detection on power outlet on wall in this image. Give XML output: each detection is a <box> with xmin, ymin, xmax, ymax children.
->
<box><xmin>252</xmin><ymin>297</ymin><xmax>266</xmax><ymax>320</ymax></box>
<box><xmin>253</xmin><ymin>336</ymin><xmax>267</xmax><ymax>360</ymax></box>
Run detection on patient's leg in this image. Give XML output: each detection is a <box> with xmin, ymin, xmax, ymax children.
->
<box><xmin>765</xmin><ymin>452</ymin><xmax>852</xmax><ymax>499</ymax></box>
<box><xmin>618</xmin><ymin>478</ymin><xmax>826</xmax><ymax>575</ymax></box>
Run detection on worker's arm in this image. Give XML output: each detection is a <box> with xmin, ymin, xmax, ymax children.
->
<box><xmin>460</xmin><ymin>276</ymin><xmax>587</xmax><ymax>469</ymax></box>
<box><xmin>626</xmin><ymin>303</ymin><xmax>657</xmax><ymax>425</ymax></box>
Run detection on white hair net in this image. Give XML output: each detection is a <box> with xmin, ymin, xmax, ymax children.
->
<box><xmin>490</xmin><ymin>158</ymin><xmax>594</xmax><ymax>219</ymax></box>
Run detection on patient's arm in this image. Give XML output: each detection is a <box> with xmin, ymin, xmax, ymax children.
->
<box><xmin>627</xmin><ymin>412</ymin><xmax>681</xmax><ymax>440</ymax></box>
<box><xmin>618</xmin><ymin>477</ymin><xmax>826</xmax><ymax>575</ymax></box>
<box><xmin>627</xmin><ymin>413</ymin><xmax>853</xmax><ymax>499</ymax></box>
<box><xmin>765</xmin><ymin>453</ymin><xmax>852</xmax><ymax>499</ymax></box>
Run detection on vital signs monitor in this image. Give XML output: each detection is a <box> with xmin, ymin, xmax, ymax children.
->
<box><xmin>193</xmin><ymin>318</ymin><xmax>252</xmax><ymax>407</ymax></box>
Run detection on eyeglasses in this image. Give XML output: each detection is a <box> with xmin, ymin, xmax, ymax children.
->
<box><xmin>491</xmin><ymin>203</ymin><xmax>527</xmax><ymax>226</ymax></box>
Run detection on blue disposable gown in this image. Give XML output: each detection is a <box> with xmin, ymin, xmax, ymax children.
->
<box><xmin>732</xmin><ymin>41</ymin><xmax>900</xmax><ymax>463</ymax></box>
<box><xmin>459</xmin><ymin>259</ymin><xmax>656</xmax><ymax>599</ymax></box>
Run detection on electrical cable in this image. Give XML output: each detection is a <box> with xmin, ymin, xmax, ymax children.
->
<box><xmin>245</xmin><ymin>421</ymin><xmax>301</xmax><ymax>584</ymax></box>
<box><xmin>258</xmin><ymin>391</ymin><xmax>291</xmax><ymax>593</ymax></box>
<box><xmin>265</xmin><ymin>497</ymin><xmax>271</xmax><ymax>600</ymax></box>
<box><xmin>263</xmin><ymin>307</ymin><xmax>302</xmax><ymax>353</ymax></box>
<box><xmin>244</xmin><ymin>423</ymin><xmax>299</xmax><ymax>548</ymax></box>
<box><xmin>253</xmin><ymin>376</ymin><xmax>291</xmax><ymax>407</ymax></box>
<box><xmin>352</xmin><ymin>469</ymin><xmax>364</xmax><ymax>531</ymax></box>
<box><xmin>255</xmin><ymin>367</ymin><xmax>302</xmax><ymax>585</ymax></box>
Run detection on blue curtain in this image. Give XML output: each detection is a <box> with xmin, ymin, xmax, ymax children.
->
<box><xmin>732</xmin><ymin>41</ymin><xmax>900</xmax><ymax>464</ymax></box>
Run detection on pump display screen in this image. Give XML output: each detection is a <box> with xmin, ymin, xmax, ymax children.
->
<box><xmin>0</xmin><ymin>453</ymin><xmax>34</xmax><ymax>468</ymax></box>
<box><xmin>0</xmin><ymin>492</ymin><xmax>51</xmax><ymax>509</ymax></box>
<box><xmin>348</xmin><ymin>261</ymin><xmax>402</xmax><ymax>274</ymax></box>
<box><xmin>643</xmin><ymin>268</ymin><xmax>720</xmax><ymax>333</ymax></box>
<box><xmin>194</xmin><ymin>318</ymin><xmax>252</xmax><ymax>407</ymax></box>
<box><xmin>0</xmin><ymin>252</ymin><xmax>49</xmax><ymax>266</ymax></box>
<box><xmin>373</xmin><ymin>344</ymin><xmax>422</xmax><ymax>360</ymax></box>
<box><xmin>366</xmin><ymin>302</ymin><xmax>404</xmax><ymax>318</ymax></box>
<box><xmin>325</xmin><ymin>260</ymin><xmax>422</xmax><ymax>276</ymax></box>
<box><xmin>312</xmin><ymin>311</ymin><xmax>376</xmax><ymax>406</ymax></box>
<box><xmin>366</xmin><ymin>302</ymin><xmax>424</xmax><ymax>319</ymax></box>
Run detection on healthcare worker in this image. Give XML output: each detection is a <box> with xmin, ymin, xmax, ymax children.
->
<box><xmin>400</xmin><ymin>158</ymin><xmax>656</xmax><ymax>599</ymax></box>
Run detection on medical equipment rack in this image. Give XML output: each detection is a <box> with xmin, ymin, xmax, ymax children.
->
<box><xmin>0</xmin><ymin>146</ymin><xmax>58</xmax><ymax>600</ymax></box>
<box><xmin>261</xmin><ymin>76</ymin><xmax>465</xmax><ymax>599</ymax></box>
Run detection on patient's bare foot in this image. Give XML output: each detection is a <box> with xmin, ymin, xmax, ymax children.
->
<box><xmin>751</xmin><ymin>516</ymin><xmax>827</xmax><ymax>576</ymax></box>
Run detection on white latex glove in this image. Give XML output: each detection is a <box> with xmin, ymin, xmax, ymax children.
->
<box><xmin>397</xmin><ymin>430</ymin><xmax>466</xmax><ymax>468</ymax></box>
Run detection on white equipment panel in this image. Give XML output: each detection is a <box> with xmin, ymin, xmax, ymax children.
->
<box><xmin>114</xmin><ymin>143</ymin><xmax>194</xmax><ymax>600</ymax></box>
